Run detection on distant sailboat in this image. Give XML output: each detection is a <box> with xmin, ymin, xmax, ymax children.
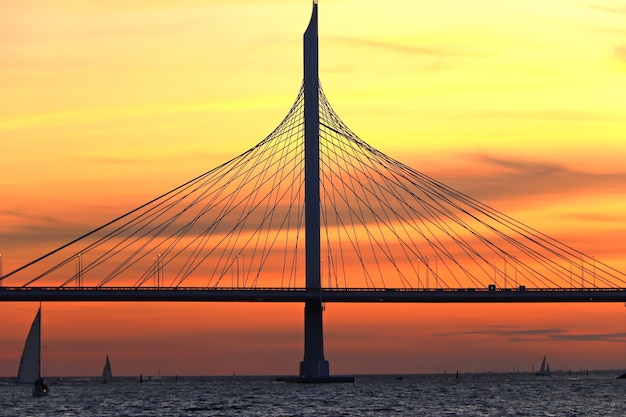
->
<box><xmin>535</xmin><ymin>356</ymin><xmax>552</xmax><ymax>376</ymax></box>
<box><xmin>17</xmin><ymin>307</ymin><xmax>49</xmax><ymax>396</ymax></box>
<box><xmin>101</xmin><ymin>354</ymin><xmax>112</xmax><ymax>383</ymax></box>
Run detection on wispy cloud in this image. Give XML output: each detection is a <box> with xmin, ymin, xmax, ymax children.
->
<box><xmin>434</xmin><ymin>325</ymin><xmax>626</xmax><ymax>343</ymax></box>
<box><xmin>326</xmin><ymin>36</ymin><xmax>480</xmax><ymax>58</ymax></box>
<box><xmin>439</xmin><ymin>154</ymin><xmax>626</xmax><ymax>204</ymax></box>
<box><xmin>0</xmin><ymin>216</ymin><xmax>94</xmax><ymax>249</ymax></box>
<box><xmin>585</xmin><ymin>5</ymin><xmax>626</xmax><ymax>16</ymax></box>
<box><xmin>562</xmin><ymin>211</ymin><xmax>626</xmax><ymax>224</ymax></box>
<box><xmin>551</xmin><ymin>332</ymin><xmax>626</xmax><ymax>342</ymax></box>
<box><xmin>79</xmin><ymin>156</ymin><xmax>153</xmax><ymax>165</ymax></box>
<box><xmin>614</xmin><ymin>45</ymin><xmax>626</xmax><ymax>63</ymax></box>
<box><xmin>433</xmin><ymin>326</ymin><xmax>562</xmax><ymax>338</ymax></box>
<box><xmin>0</xmin><ymin>209</ymin><xmax>46</xmax><ymax>223</ymax></box>
<box><xmin>478</xmin><ymin>109</ymin><xmax>626</xmax><ymax>123</ymax></box>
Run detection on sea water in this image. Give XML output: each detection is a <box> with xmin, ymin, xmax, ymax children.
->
<box><xmin>1</xmin><ymin>372</ymin><xmax>625</xmax><ymax>416</ymax></box>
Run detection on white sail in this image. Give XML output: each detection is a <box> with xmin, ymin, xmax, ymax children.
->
<box><xmin>102</xmin><ymin>354</ymin><xmax>112</xmax><ymax>381</ymax></box>
<box><xmin>17</xmin><ymin>308</ymin><xmax>41</xmax><ymax>384</ymax></box>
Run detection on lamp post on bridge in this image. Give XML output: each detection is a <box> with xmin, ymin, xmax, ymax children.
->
<box><xmin>75</xmin><ymin>254</ymin><xmax>83</xmax><ymax>287</ymax></box>
<box><xmin>426</xmin><ymin>256</ymin><xmax>429</xmax><ymax>288</ymax></box>
<box><xmin>503</xmin><ymin>255</ymin><xmax>506</xmax><ymax>289</ymax></box>
<box><xmin>417</xmin><ymin>258</ymin><xmax>420</xmax><ymax>288</ymax></box>
<box><xmin>153</xmin><ymin>254</ymin><xmax>163</xmax><ymax>288</ymax></box>
<box><xmin>435</xmin><ymin>255</ymin><xmax>438</xmax><ymax>289</ymax></box>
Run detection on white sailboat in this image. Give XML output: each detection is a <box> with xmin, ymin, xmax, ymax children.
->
<box><xmin>101</xmin><ymin>354</ymin><xmax>112</xmax><ymax>383</ymax></box>
<box><xmin>535</xmin><ymin>355</ymin><xmax>552</xmax><ymax>376</ymax></box>
<box><xmin>17</xmin><ymin>307</ymin><xmax>49</xmax><ymax>396</ymax></box>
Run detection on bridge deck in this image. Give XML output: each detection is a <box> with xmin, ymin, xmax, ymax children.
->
<box><xmin>2</xmin><ymin>287</ymin><xmax>626</xmax><ymax>303</ymax></box>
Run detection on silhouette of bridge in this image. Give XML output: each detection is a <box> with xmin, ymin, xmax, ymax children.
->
<box><xmin>2</xmin><ymin>2</ymin><xmax>626</xmax><ymax>381</ymax></box>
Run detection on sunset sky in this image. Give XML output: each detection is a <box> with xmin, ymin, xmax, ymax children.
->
<box><xmin>2</xmin><ymin>0</ymin><xmax>626</xmax><ymax>377</ymax></box>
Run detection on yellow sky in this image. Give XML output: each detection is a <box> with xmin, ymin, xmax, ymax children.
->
<box><xmin>1</xmin><ymin>0</ymin><xmax>626</xmax><ymax>376</ymax></box>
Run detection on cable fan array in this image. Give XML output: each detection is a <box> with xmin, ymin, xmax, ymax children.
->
<box><xmin>2</xmin><ymin>82</ymin><xmax>625</xmax><ymax>290</ymax></box>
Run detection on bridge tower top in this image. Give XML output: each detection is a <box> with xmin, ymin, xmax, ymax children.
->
<box><xmin>304</xmin><ymin>1</ymin><xmax>320</xmax><ymax>291</ymax></box>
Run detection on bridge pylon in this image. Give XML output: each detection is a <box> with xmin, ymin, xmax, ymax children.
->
<box><xmin>279</xmin><ymin>1</ymin><xmax>353</xmax><ymax>383</ymax></box>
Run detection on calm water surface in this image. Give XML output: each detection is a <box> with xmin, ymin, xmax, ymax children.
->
<box><xmin>1</xmin><ymin>372</ymin><xmax>625</xmax><ymax>416</ymax></box>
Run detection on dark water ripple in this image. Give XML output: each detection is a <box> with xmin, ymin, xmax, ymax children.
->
<box><xmin>1</xmin><ymin>372</ymin><xmax>625</xmax><ymax>416</ymax></box>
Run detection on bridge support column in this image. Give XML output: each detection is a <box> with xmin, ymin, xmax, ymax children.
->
<box><xmin>300</xmin><ymin>300</ymin><xmax>329</xmax><ymax>378</ymax></box>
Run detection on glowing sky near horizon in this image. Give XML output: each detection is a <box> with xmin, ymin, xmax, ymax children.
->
<box><xmin>1</xmin><ymin>0</ymin><xmax>626</xmax><ymax>377</ymax></box>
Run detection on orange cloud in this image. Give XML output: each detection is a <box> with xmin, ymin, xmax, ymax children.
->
<box><xmin>615</xmin><ymin>45</ymin><xmax>626</xmax><ymax>63</ymax></box>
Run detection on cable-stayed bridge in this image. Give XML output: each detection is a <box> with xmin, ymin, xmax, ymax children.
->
<box><xmin>2</xmin><ymin>2</ymin><xmax>625</xmax><ymax>381</ymax></box>
<box><xmin>6</xmin><ymin>73</ymin><xmax>625</xmax><ymax>302</ymax></box>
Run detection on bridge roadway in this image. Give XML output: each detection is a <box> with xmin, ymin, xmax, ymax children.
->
<box><xmin>2</xmin><ymin>287</ymin><xmax>626</xmax><ymax>303</ymax></box>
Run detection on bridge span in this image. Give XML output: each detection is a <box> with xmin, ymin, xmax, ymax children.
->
<box><xmin>2</xmin><ymin>287</ymin><xmax>626</xmax><ymax>303</ymax></box>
